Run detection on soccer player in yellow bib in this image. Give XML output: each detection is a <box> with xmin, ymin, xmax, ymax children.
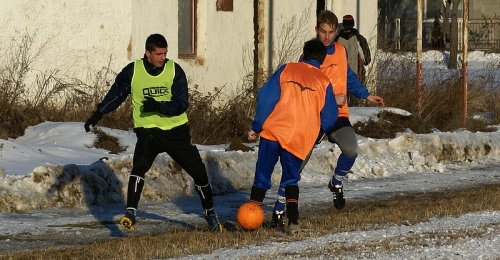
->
<box><xmin>84</xmin><ymin>34</ymin><xmax>223</xmax><ymax>232</ymax></box>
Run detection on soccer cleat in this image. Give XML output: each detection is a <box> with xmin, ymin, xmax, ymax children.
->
<box><xmin>120</xmin><ymin>209</ymin><xmax>136</xmax><ymax>230</ymax></box>
<box><xmin>287</xmin><ymin>220</ymin><xmax>308</xmax><ymax>234</ymax></box>
<box><xmin>204</xmin><ymin>212</ymin><xmax>224</xmax><ymax>233</ymax></box>
<box><xmin>329</xmin><ymin>181</ymin><xmax>345</xmax><ymax>209</ymax></box>
<box><xmin>270</xmin><ymin>210</ymin><xmax>286</xmax><ymax>231</ymax></box>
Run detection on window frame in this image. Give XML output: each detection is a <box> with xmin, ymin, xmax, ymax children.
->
<box><xmin>178</xmin><ymin>0</ymin><xmax>197</xmax><ymax>59</ymax></box>
<box><xmin>216</xmin><ymin>0</ymin><xmax>233</xmax><ymax>12</ymax></box>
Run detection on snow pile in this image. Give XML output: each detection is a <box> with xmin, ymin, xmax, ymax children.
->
<box><xmin>1</xmin><ymin>120</ymin><xmax>500</xmax><ymax>212</ymax></box>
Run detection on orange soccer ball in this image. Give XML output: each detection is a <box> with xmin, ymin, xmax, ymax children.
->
<box><xmin>236</xmin><ymin>202</ymin><xmax>265</xmax><ymax>231</ymax></box>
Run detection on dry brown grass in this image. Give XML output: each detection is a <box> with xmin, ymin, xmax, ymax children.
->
<box><xmin>2</xmin><ymin>183</ymin><xmax>500</xmax><ymax>260</ymax></box>
<box><xmin>90</xmin><ymin>128</ymin><xmax>128</xmax><ymax>154</ymax></box>
<box><xmin>353</xmin><ymin>109</ymin><xmax>497</xmax><ymax>140</ymax></box>
<box><xmin>2</xmin><ymin>31</ymin><xmax>500</xmax><ymax>144</ymax></box>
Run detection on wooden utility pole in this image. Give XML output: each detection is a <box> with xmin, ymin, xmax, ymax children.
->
<box><xmin>253</xmin><ymin>0</ymin><xmax>265</xmax><ymax>91</ymax></box>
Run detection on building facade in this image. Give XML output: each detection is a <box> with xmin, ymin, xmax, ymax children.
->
<box><xmin>0</xmin><ymin>1</ymin><xmax>378</xmax><ymax>98</ymax></box>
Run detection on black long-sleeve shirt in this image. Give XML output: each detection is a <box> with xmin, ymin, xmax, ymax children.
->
<box><xmin>96</xmin><ymin>57</ymin><xmax>189</xmax><ymax>116</ymax></box>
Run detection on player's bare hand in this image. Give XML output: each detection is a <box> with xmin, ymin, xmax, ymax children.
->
<box><xmin>335</xmin><ymin>94</ymin><xmax>347</xmax><ymax>106</ymax></box>
<box><xmin>367</xmin><ymin>95</ymin><xmax>385</xmax><ymax>107</ymax></box>
<box><xmin>247</xmin><ymin>130</ymin><xmax>258</xmax><ymax>141</ymax></box>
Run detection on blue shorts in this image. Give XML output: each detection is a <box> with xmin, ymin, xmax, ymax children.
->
<box><xmin>252</xmin><ymin>138</ymin><xmax>303</xmax><ymax>190</ymax></box>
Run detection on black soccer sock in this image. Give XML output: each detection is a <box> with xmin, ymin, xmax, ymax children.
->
<box><xmin>195</xmin><ymin>183</ymin><xmax>215</xmax><ymax>211</ymax></box>
<box><xmin>126</xmin><ymin>175</ymin><xmax>145</xmax><ymax>209</ymax></box>
<box><xmin>285</xmin><ymin>185</ymin><xmax>299</xmax><ymax>225</ymax></box>
<box><xmin>249</xmin><ymin>186</ymin><xmax>267</xmax><ymax>205</ymax></box>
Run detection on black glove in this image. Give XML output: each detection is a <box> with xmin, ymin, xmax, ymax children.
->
<box><xmin>143</xmin><ymin>96</ymin><xmax>161</xmax><ymax>112</ymax></box>
<box><xmin>84</xmin><ymin>111</ymin><xmax>103</xmax><ymax>132</ymax></box>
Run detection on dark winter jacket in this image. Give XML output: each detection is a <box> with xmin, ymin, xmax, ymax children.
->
<box><xmin>336</xmin><ymin>28</ymin><xmax>371</xmax><ymax>66</ymax></box>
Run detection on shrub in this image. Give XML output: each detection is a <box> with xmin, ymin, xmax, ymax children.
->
<box><xmin>2</xmin><ymin>32</ymin><xmax>499</xmax><ymax>144</ymax></box>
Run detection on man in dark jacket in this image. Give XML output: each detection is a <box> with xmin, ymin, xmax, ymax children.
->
<box><xmin>84</xmin><ymin>33</ymin><xmax>223</xmax><ymax>232</ymax></box>
<box><xmin>336</xmin><ymin>14</ymin><xmax>371</xmax><ymax>84</ymax></box>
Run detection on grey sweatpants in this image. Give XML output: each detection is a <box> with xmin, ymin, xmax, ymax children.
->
<box><xmin>299</xmin><ymin>125</ymin><xmax>358</xmax><ymax>172</ymax></box>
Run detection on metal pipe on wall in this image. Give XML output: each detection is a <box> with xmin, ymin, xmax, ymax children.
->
<box><xmin>416</xmin><ymin>0</ymin><xmax>423</xmax><ymax>118</ymax></box>
<box><xmin>462</xmin><ymin>0</ymin><xmax>469</xmax><ymax>126</ymax></box>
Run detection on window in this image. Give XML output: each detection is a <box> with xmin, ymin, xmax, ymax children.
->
<box><xmin>216</xmin><ymin>0</ymin><xmax>233</xmax><ymax>12</ymax></box>
<box><xmin>178</xmin><ymin>0</ymin><xmax>197</xmax><ymax>57</ymax></box>
<box><xmin>316</xmin><ymin>0</ymin><xmax>326</xmax><ymax>17</ymax></box>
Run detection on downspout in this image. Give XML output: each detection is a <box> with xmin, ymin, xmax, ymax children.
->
<box><xmin>462</xmin><ymin>0</ymin><xmax>468</xmax><ymax>126</ymax></box>
<box><xmin>416</xmin><ymin>0</ymin><xmax>423</xmax><ymax>119</ymax></box>
<box><xmin>357</xmin><ymin>0</ymin><xmax>360</xmax><ymax>30</ymax></box>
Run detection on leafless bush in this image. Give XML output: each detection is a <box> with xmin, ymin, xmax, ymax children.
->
<box><xmin>356</xmin><ymin>50</ymin><xmax>500</xmax><ymax>139</ymax></box>
<box><xmin>0</xmin><ymin>31</ymin><xmax>126</xmax><ymax>139</ymax></box>
<box><xmin>2</xmin><ymin>30</ymin><xmax>499</xmax><ymax>144</ymax></box>
<box><xmin>272</xmin><ymin>4</ymin><xmax>312</xmax><ymax>69</ymax></box>
<box><xmin>187</xmin><ymin>73</ymin><xmax>267</xmax><ymax>145</ymax></box>
<box><xmin>0</xmin><ymin>30</ymin><xmax>49</xmax><ymax>139</ymax></box>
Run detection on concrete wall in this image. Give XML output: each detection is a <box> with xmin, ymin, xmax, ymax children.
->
<box><xmin>0</xmin><ymin>1</ymin><xmax>378</xmax><ymax>100</ymax></box>
<box><xmin>266</xmin><ymin>1</ymin><xmax>317</xmax><ymax>71</ymax></box>
<box><xmin>329</xmin><ymin>0</ymin><xmax>378</xmax><ymax>56</ymax></box>
<box><xmin>0</xmin><ymin>1</ymin><xmax>132</xmax><ymax>86</ymax></box>
<box><xmin>191</xmin><ymin>1</ymin><xmax>255</xmax><ymax>93</ymax></box>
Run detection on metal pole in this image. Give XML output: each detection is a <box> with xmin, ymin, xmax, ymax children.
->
<box><xmin>416</xmin><ymin>0</ymin><xmax>423</xmax><ymax>118</ymax></box>
<box><xmin>253</xmin><ymin>0</ymin><xmax>259</xmax><ymax>90</ymax></box>
<box><xmin>462</xmin><ymin>0</ymin><xmax>468</xmax><ymax>126</ymax></box>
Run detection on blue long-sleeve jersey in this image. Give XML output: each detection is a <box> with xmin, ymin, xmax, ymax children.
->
<box><xmin>252</xmin><ymin>59</ymin><xmax>338</xmax><ymax>135</ymax></box>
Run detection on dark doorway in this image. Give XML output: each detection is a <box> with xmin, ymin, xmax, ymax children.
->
<box><xmin>316</xmin><ymin>0</ymin><xmax>326</xmax><ymax>17</ymax></box>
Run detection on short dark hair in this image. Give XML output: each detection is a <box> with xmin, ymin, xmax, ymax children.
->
<box><xmin>316</xmin><ymin>10</ymin><xmax>339</xmax><ymax>29</ymax></box>
<box><xmin>145</xmin><ymin>34</ymin><xmax>168</xmax><ymax>51</ymax></box>
<box><xmin>302</xmin><ymin>39</ymin><xmax>327</xmax><ymax>64</ymax></box>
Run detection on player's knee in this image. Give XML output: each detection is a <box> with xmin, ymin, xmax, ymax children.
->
<box><xmin>343</xmin><ymin>147</ymin><xmax>358</xmax><ymax>158</ymax></box>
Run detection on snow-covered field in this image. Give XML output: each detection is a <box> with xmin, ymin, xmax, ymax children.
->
<box><xmin>2</xmin><ymin>113</ymin><xmax>500</xmax><ymax>258</ymax></box>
